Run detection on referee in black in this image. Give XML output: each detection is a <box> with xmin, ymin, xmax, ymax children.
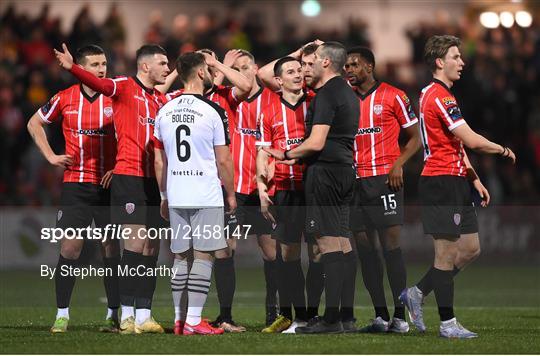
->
<box><xmin>264</xmin><ymin>41</ymin><xmax>359</xmax><ymax>334</ymax></box>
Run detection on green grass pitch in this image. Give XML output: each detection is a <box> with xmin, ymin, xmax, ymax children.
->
<box><xmin>1</xmin><ymin>265</ymin><xmax>539</xmax><ymax>354</ymax></box>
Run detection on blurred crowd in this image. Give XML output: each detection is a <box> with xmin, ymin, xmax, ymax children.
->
<box><xmin>0</xmin><ymin>3</ymin><xmax>538</xmax><ymax>206</ymax></box>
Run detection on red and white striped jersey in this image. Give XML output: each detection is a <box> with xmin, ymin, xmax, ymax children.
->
<box><xmin>353</xmin><ymin>82</ymin><xmax>418</xmax><ymax>178</ymax></box>
<box><xmin>232</xmin><ymin>87</ymin><xmax>275</xmax><ymax>194</ymax></box>
<box><xmin>110</xmin><ymin>77</ymin><xmax>166</xmax><ymax>177</ymax></box>
<box><xmin>419</xmin><ymin>79</ymin><xmax>466</xmax><ymax>177</ymax></box>
<box><xmin>256</xmin><ymin>91</ymin><xmax>315</xmax><ymax>191</ymax></box>
<box><xmin>38</xmin><ymin>85</ymin><xmax>116</xmax><ymax>184</ymax></box>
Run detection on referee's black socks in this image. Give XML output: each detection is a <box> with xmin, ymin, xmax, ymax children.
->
<box><xmin>214</xmin><ymin>255</ymin><xmax>236</xmax><ymax>322</ymax></box>
<box><xmin>321</xmin><ymin>251</ymin><xmax>345</xmax><ymax>324</ymax></box>
<box><xmin>306</xmin><ymin>260</ymin><xmax>324</xmax><ymax>320</ymax></box>
<box><xmin>340</xmin><ymin>251</ymin><xmax>357</xmax><ymax>321</ymax></box>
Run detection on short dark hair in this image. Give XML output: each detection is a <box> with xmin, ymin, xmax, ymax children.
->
<box><xmin>75</xmin><ymin>45</ymin><xmax>105</xmax><ymax>64</ymax></box>
<box><xmin>135</xmin><ymin>44</ymin><xmax>167</xmax><ymax>64</ymax></box>
<box><xmin>198</xmin><ymin>48</ymin><xmax>219</xmax><ymax>61</ymax></box>
<box><xmin>273</xmin><ymin>56</ymin><xmax>300</xmax><ymax>77</ymax></box>
<box><xmin>347</xmin><ymin>46</ymin><xmax>375</xmax><ymax>67</ymax></box>
<box><xmin>319</xmin><ymin>41</ymin><xmax>347</xmax><ymax>73</ymax></box>
<box><xmin>424</xmin><ymin>35</ymin><xmax>461</xmax><ymax>73</ymax></box>
<box><xmin>237</xmin><ymin>49</ymin><xmax>255</xmax><ymax>63</ymax></box>
<box><xmin>176</xmin><ymin>52</ymin><xmax>206</xmax><ymax>83</ymax></box>
<box><xmin>302</xmin><ymin>43</ymin><xmax>319</xmax><ymax>57</ymax></box>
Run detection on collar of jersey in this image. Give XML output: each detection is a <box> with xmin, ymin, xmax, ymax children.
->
<box><xmin>432</xmin><ymin>78</ymin><xmax>453</xmax><ymax>94</ymax></box>
<box><xmin>354</xmin><ymin>81</ymin><xmax>381</xmax><ymax>100</ymax></box>
<box><xmin>246</xmin><ymin>85</ymin><xmax>264</xmax><ymax>103</ymax></box>
<box><xmin>133</xmin><ymin>76</ymin><xmax>154</xmax><ymax>94</ymax></box>
<box><xmin>280</xmin><ymin>92</ymin><xmax>307</xmax><ymax>110</ymax></box>
<box><xmin>79</xmin><ymin>84</ymin><xmax>101</xmax><ymax>103</ymax></box>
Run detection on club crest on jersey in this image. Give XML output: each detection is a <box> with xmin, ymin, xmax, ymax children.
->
<box><xmin>453</xmin><ymin>213</ymin><xmax>461</xmax><ymax>225</ymax></box>
<box><xmin>104</xmin><ymin>107</ymin><xmax>113</xmax><ymax>118</ymax></box>
<box><xmin>139</xmin><ymin>116</ymin><xmax>155</xmax><ymax>126</ymax></box>
<box><xmin>374</xmin><ymin>104</ymin><xmax>383</xmax><ymax>115</ymax></box>
<box><xmin>57</xmin><ymin>210</ymin><xmax>63</xmax><ymax>221</ymax></box>
<box><xmin>125</xmin><ymin>203</ymin><xmax>135</xmax><ymax>215</ymax></box>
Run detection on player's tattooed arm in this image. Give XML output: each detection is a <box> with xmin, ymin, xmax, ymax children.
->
<box><xmin>202</xmin><ymin>52</ymin><xmax>252</xmax><ymax>101</ymax></box>
<box><xmin>387</xmin><ymin>124</ymin><xmax>421</xmax><ymax>192</ymax></box>
<box><xmin>27</xmin><ymin>112</ymin><xmax>73</xmax><ymax>168</ymax></box>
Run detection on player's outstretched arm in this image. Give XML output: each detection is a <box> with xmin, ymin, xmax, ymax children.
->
<box><xmin>54</xmin><ymin>43</ymin><xmax>115</xmax><ymax>97</ymax></box>
<box><xmin>215</xmin><ymin>145</ymin><xmax>237</xmax><ymax>214</ymax></box>
<box><xmin>27</xmin><ymin>112</ymin><xmax>73</xmax><ymax>168</ymax></box>
<box><xmin>452</xmin><ymin>123</ymin><xmax>515</xmax><ymax>163</ymax></box>
<box><xmin>203</xmin><ymin>52</ymin><xmax>251</xmax><ymax>101</ymax></box>
<box><xmin>155</xmin><ymin>69</ymin><xmax>178</xmax><ymax>94</ymax></box>
<box><xmin>154</xmin><ymin>147</ymin><xmax>169</xmax><ymax>221</ymax></box>
<box><xmin>387</xmin><ymin>124</ymin><xmax>421</xmax><ymax>191</ymax></box>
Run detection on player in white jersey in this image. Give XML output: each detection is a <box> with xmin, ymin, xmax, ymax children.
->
<box><xmin>154</xmin><ymin>52</ymin><xmax>236</xmax><ymax>335</ymax></box>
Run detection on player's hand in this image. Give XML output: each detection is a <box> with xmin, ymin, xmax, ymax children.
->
<box><xmin>259</xmin><ymin>190</ymin><xmax>276</xmax><ymax>224</ymax></box>
<box><xmin>262</xmin><ymin>147</ymin><xmax>285</xmax><ymax>161</ymax></box>
<box><xmin>54</xmin><ymin>43</ymin><xmax>74</xmax><ymax>70</ymax></box>
<box><xmin>48</xmin><ymin>154</ymin><xmax>73</xmax><ymax>168</ymax></box>
<box><xmin>223</xmin><ymin>49</ymin><xmax>243</xmax><ymax>68</ymax></box>
<box><xmin>160</xmin><ymin>199</ymin><xmax>169</xmax><ymax>221</ymax></box>
<box><xmin>473</xmin><ymin>179</ymin><xmax>490</xmax><ymax>207</ymax></box>
<box><xmin>276</xmin><ymin>159</ymin><xmax>297</xmax><ymax>166</ymax></box>
<box><xmin>225</xmin><ymin>194</ymin><xmax>237</xmax><ymax>215</ymax></box>
<box><xmin>502</xmin><ymin>147</ymin><xmax>516</xmax><ymax>164</ymax></box>
<box><xmin>201</xmin><ymin>52</ymin><xmax>219</xmax><ymax>68</ymax></box>
<box><xmin>100</xmin><ymin>170</ymin><xmax>114</xmax><ymax>189</ymax></box>
<box><xmin>386</xmin><ymin>163</ymin><xmax>404</xmax><ymax>192</ymax></box>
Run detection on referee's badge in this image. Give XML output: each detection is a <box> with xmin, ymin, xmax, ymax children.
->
<box><xmin>374</xmin><ymin>104</ymin><xmax>383</xmax><ymax>115</ymax></box>
<box><xmin>125</xmin><ymin>203</ymin><xmax>135</xmax><ymax>215</ymax></box>
<box><xmin>453</xmin><ymin>213</ymin><xmax>461</xmax><ymax>225</ymax></box>
<box><xmin>57</xmin><ymin>210</ymin><xmax>63</xmax><ymax>221</ymax></box>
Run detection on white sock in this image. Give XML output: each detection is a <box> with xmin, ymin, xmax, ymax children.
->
<box><xmin>185</xmin><ymin>259</ymin><xmax>213</xmax><ymax>326</ymax></box>
<box><xmin>121</xmin><ymin>305</ymin><xmax>134</xmax><ymax>321</ymax></box>
<box><xmin>171</xmin><ymin>258</ymin><xmax>188</xmax><ymax>322</ymax></box>
<box><xmin>56</xmin><ymin>307</ymin><xmax>69</xmax><ymax>319</ymax></box>
<box><xmin>106</xmin><ymin>307</ymin><xmax>119</xmax><ymax>320</ymax></box>
<box><xmin>135</xmin><ymin>308</ymin><xmax>151</xmax><ymax>325</ymax></box>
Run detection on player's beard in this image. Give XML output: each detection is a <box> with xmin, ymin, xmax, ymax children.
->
<box><xmin>203</xmin><ymin>74</ymin><xmax>213</xmax><ymax>92</ymax></box>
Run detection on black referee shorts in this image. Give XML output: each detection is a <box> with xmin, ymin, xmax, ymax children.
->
<box><xmin>304</xmin><ymin>163</ymin><xmax>355</xmax><ymax>238</ymax></box>
<box><xmin>57</xmin><ymin>182</ymin><xmax>110</xmax><ymax>230</ymax></box>
<box><xmin>350</xmin><ymin>175</ymin><xmax>404</xmax><ymax>232</ymax></box>
<box><xmin>110</xmin><ymin>174</ymin><xmax>166</xmax><ymax>228</ymax></box>
<box><xmin>419</xmin><ymin>175</ymin><xmax>478</xmax><ymax>238</ymax></box>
